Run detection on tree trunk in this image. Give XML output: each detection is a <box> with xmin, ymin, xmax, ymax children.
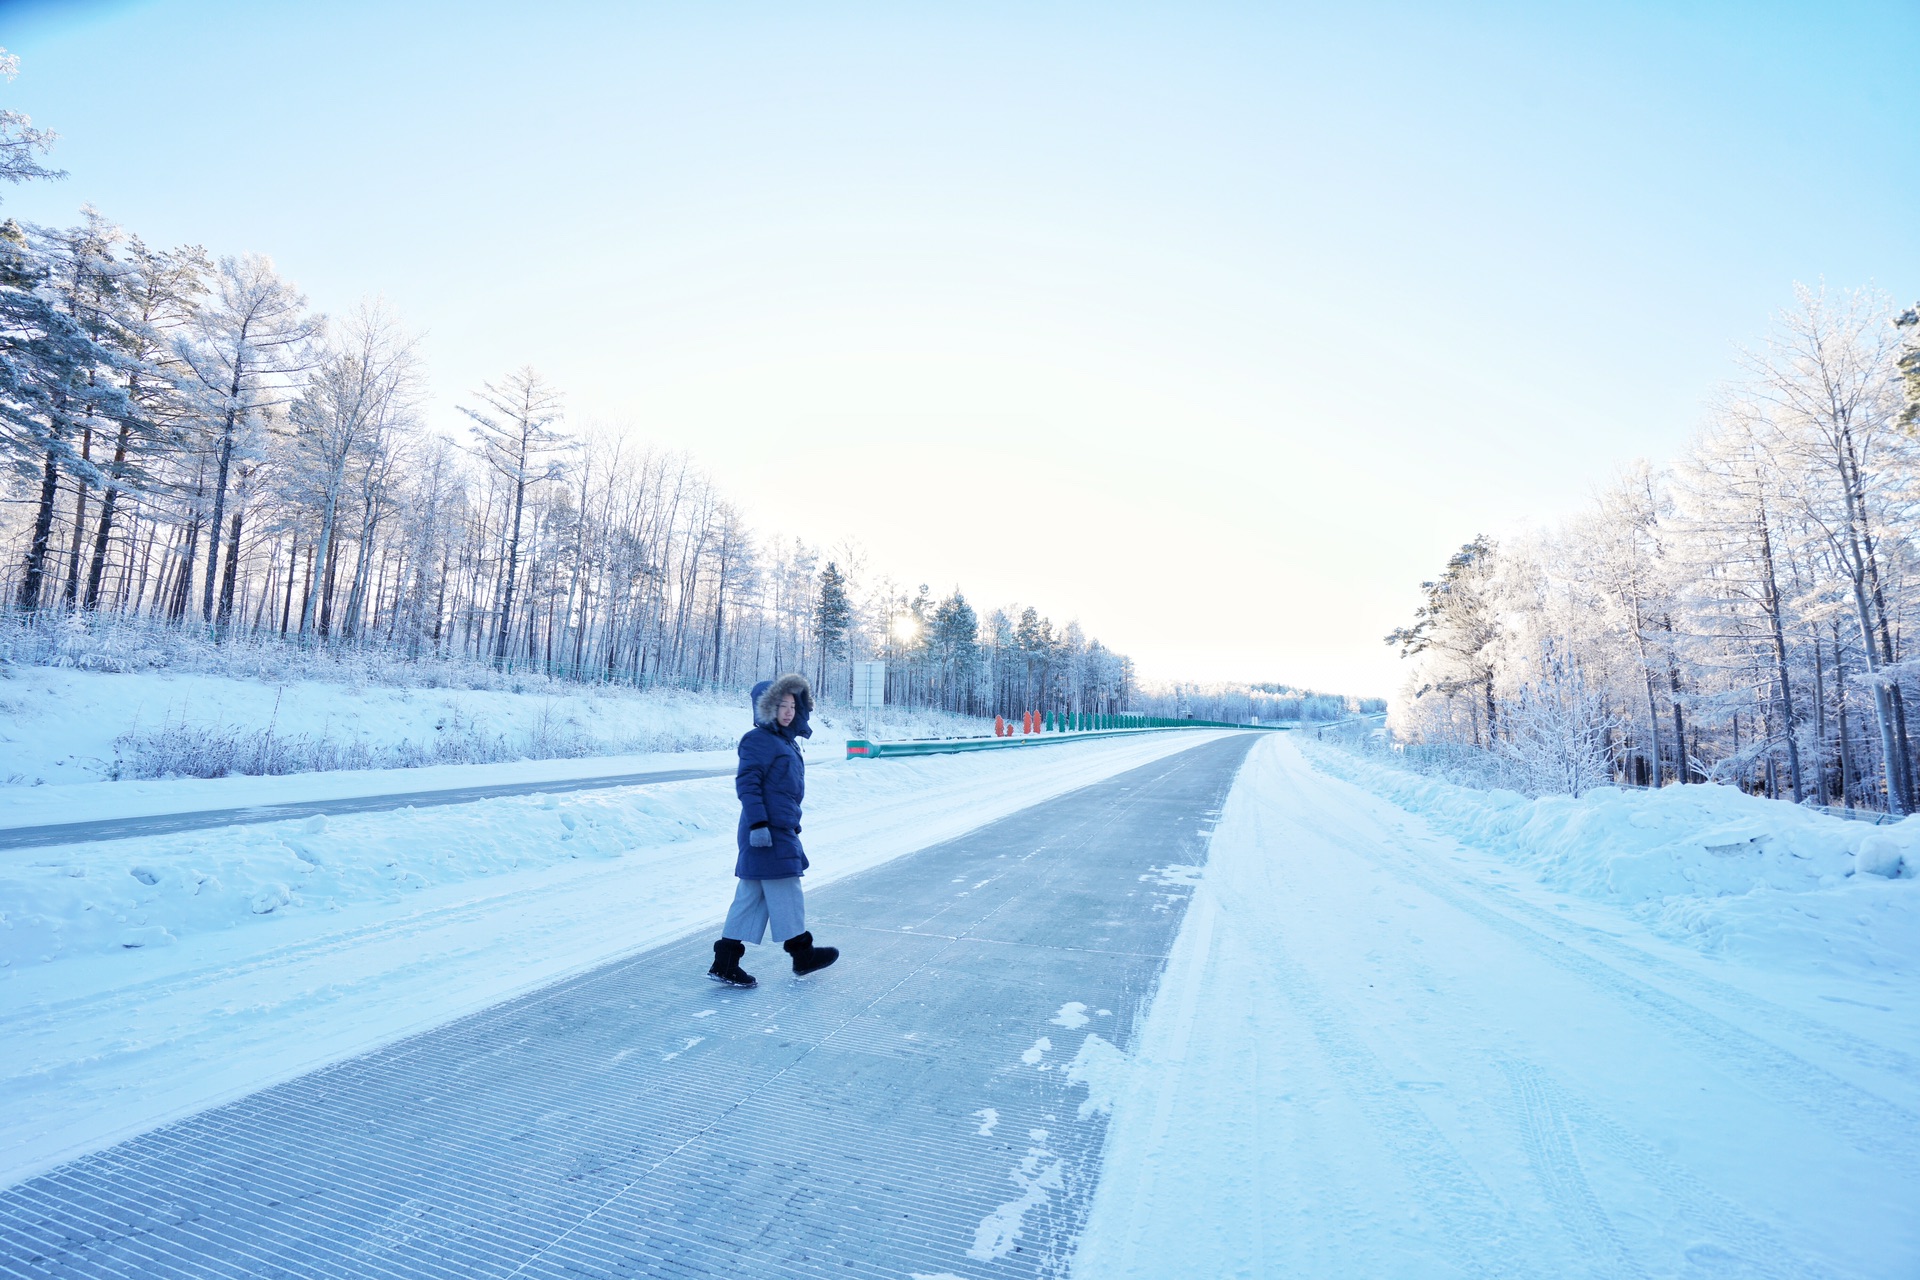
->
<box><xmin>168</xmin><ymin>512</ymin><xmax>202</xmax><ymax>623</ymax></box>
<box><xmin>1834</xmin><ymin>432</ymin><xmax>1908</xmax><ymax>812</ymax></box>
<box><xmin>279</xmin><ymin>536</ymin><xmax>297</xmax><ymax>635</ymax></box>
<box><xmin>202</xmin><ymin>424</ymin><xmax>236</xmax><ymax>621</ymax></box>
<box><xmin>298</xmin><ymin>545</ymin><xmax>315</xmax><ymax>638</ymax></box>
<box><xmin>16</xmin><ymin>450</ymin><xmax>60</xmax><ymax>611</ymax></box>
<box><xmin>1753</xmin><ymin>501</ymin><xmax>1805</xmax><ymax>800</ymax></box>
<box><xmin>83</xmin><ymin>418</ymin><xmax>135</xmax><ymax>611</ymax></box>
<box><xmin>216</xmin><ymin>502</ymin><xmax>244</xmax><ymax>629</ymax></box>
<box><xmin>1833</xmin><ymin>624</ymin><xmax>1856</xmax><ymax>809</ymax></box>
<box><xmin>202</xmin><ymin>358</ymin><xmax>245</xmax><ymax>621</ymax></box>
<box><xmin>432</xmin><ymin>549</ymin><xmax>450</xmax><ymax>648</ymax></box>
<box><xmin>319</xmin><ymin>530</ymin><xmax>341</xmax><ymax>638</ymax></box>
<box><xmin>493</xmin><ymin>474</ymin><xmax>528</xmax><ymax>665</ymax></box>
<box><xmin>62</xmin><ymin>422</ymin><xmax>95</xmax><ymax>609</ymax></box>
<box><xmin>1846</xmin><ymin>572</ymin><xmax>1906</xmax><ymax>813</ymax></box>
<box><xmin>299</xmin><ymin>486</ymin><xmax>340</xmax><ymax>637</ymax></box>
<box><xmin>1669</xmin><ymin>669</ymin><xmax>1688</xmax><ymax>782</ymax></box>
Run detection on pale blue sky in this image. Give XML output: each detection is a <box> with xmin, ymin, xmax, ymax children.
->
<box><xmin>3</xmin><ymin>1</ymin><xmax>1915</xmax><ymax>695</ymax></box>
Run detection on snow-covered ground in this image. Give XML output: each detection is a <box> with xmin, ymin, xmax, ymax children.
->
<box><xmin>10</xmin><ymin>716</ymin><xmax>1917</xmax><ymax>1274</ymax></box>
<box><xmin>0</xmin><ymin>730</ymin><xmax>1228</xmax><ymax>1185</ymax></box>
<box><xmin>1074</xmin><ymin>734</ymin><xmax>1920</xmax><ymax>1277</ymax></box>
<box><xmin>0</xmin><ymin>664</ymin><xmax>988</xmax><ymax>788</ymax></box>
<box><xmin>1302</xmin><ymin>738</ymin><xmax>1920</xmax><ymax>976</ymax></box>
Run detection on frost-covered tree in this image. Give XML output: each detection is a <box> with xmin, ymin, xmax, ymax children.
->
<box><xmin>2</xmin><ymin>217</ymin><xmax>134</xmax><ymax>610</ymax></box>
<box><xmin>1577</xmin><ymin>465</ymin><xmax>1684</xmax><ymax>786</ymax></box>
<box><xmin>1897</xmin><ymin>303</ymin><xmax>1919</xmax><ymax>433</ymax></box>
<box><xmin>289</xmin><ymin>302</ymin><xmax>420</xmax><ymax>638</ymax></box>
<box><xmin>0</xmin><ymin>49</ymin><xmax>63</xmax><ymax>197</ymax></box>
<box><xmin>460</xmin><ymin>367</ymin><xmax>567</xmax><ymax>665</ymax></box>
<box><xmin>928</xmin><ymin>589</ymin><xmax>980</xmax><ymax>712</ymax></box>
<box><xmin>1743</xmin><ymin>286</ymin><xmax>1911</xmax><ymax>811</ymax></box>
<box><xmin>1387</xmin><ymin>535</ymin><xmax>1504</xmax><ymax>747</ymax></box>
<box><xmin>80</xmin><ymin>235</ymin><xmax>207</xmax><ymax>611</ymax></box>
<box><xmin>175</xmin><ymin>254</ymin><xmax>320</xmax><ymax>626</ymax></box>
<box><xmin>1388</xmin><ymin>288</ymin><xmax>1920</xmax><ymax>809</ymax></box>
<box><xmin>1495</xmin><ymin>664</ymin><xmax>1620</xmax><ymax>798</ymax></box>
<box><xmin>813</xmin><ymin>560</ymin><xmax>853</xmax><ymax>693</ymax></box>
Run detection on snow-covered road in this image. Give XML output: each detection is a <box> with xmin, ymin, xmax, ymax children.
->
<box><xmin>0</xmin><ymin>731</ymin><xmax>1230</xmax><ymax>1186</ymax></box>
<box><xmin>8</xmin><ymin>729</ymin><xmax>1916</xmax><ymax>1277</ymax></box>
<box><xmin>1076</xmin><ymin>734</ymin><xmax>1920</xmax><ymax>1278</ymax></box>
<box><xmin>0</xmin><ymin>733</ymin><xmax>1253</xmax><ymax>1279</ymax></box>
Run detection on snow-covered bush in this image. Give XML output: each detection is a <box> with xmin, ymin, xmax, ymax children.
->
<box><xmin>1492</xmin><ymin>675</ymin><xmax>1621</xmax><ymax>798</ymax></box>
<box><xmin>0</xmin><ymin>611</ymin><xmax>591</xmax><ymax>694</ymax></box>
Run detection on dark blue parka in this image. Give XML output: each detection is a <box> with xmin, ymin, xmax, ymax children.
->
<box><xmin>734</xmin><ymin>674</ymin><xmax>813</xmax><ymax>879</ymax></box>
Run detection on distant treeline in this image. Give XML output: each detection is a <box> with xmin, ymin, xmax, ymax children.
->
<box><xmin>1134</xmin><ymin>682</ymin><xmax>1384</xmax><ymax>725</ymax></box>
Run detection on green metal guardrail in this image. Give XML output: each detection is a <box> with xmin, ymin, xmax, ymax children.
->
<box><xmin>846</xmin><ymin>721</ymin><xmax>1288</xmax><ymax>759</ymax></box>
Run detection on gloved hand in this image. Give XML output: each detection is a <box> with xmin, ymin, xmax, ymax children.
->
<box><xmin>749</xmin><ymin>824</ymin><xmax>773</xmax><ymax>848</ymax></box>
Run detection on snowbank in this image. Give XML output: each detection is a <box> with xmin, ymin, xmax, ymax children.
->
<box><xmin>1302</xmin><ymin>739</ymin><xmax>1920</xmax><ymax>975</ymax></box>
<box><xmin>0</xmin><ymin>665</ymin><xmax>988</xmax><ymax>787</ymax></box>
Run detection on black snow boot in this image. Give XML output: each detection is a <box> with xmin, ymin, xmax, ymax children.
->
<box><xmin>783</xmin><ymin>931</ymin><xmax>839</xmax><ymax>976</ymax></box>
<box><xmin>708</xmin><ymin>939</ymin><xmax>756</xmax><ymax>988</ymax></box>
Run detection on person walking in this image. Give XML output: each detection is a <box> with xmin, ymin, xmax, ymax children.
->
<box><xmin>708</xmin><ymin>673</ymin><xmax>840</xmax><ymax>988</ymax></box>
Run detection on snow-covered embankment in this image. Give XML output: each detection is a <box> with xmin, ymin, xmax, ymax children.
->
<box><xmin>1302</xmin><ymin>738</ymin><xmax>1920</xmax><ymax>976</ymax></box>
<box><xmin>1072</xmin><ymin>734</ymin><xmax>1920</xmax><ymax>1278</ymax></box>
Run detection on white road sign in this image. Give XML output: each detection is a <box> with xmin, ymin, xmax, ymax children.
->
<box><xmin>851</xmin><ymin>661</ymin><xmax>887</xmax><ymax>708</ymax></box>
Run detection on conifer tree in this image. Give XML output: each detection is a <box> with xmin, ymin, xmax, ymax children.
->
<box><xmin>1386</xmin><ymin>535</ymin><xmax>1503</xmax><ymax>747</ymax></box>
<box><xmin>813</xmin><ymin>560</ymin><xmax>853</xmax><ymax>694</ymax></box>
<box><xmin>1</xmin><ymin>219</ymin><xmax>132</xmax><ymax>610</ymax></box>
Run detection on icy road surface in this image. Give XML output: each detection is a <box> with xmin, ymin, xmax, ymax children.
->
<box><xmin>1074</xmin><ymin>734</ymin><xmax>1920</xmax><ymax>1278</ymax></box>
<box><xmin>0</xmin><ymin>731</ymin><xmax>1229</xmax><ymax>1185</ymax></box>
<box><xmin>0</xmin><ymin>734</ymin><xmax>1255</xmax><ymax>1278</ymax></box>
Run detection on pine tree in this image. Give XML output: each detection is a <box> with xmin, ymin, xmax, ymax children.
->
<box><xmin>814</xmin><ymin>560</ymin><xmax>853</xmax><ymax>694</ymax></box>
<box><xmin>81</xmin><ymin>237</ymin><xmax>208</xmax><ymax>612</ymax></box>
<box><xmin>1386</xmin><ymin>535</ymin><xmax>1503</xmax><ymax>747</ymax></box>
<box><xmin>930</xmin><ymin>589</ymin><xmax>980</xmax><ymax>713</ymax></box>
<box><xmin>1</xmin><ymin>218</ymin><xmax>132</xmax><ymax>610</ymax></box>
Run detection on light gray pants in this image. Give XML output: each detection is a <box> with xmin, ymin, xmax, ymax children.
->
<box><xmin>723</xmin><ymin>876</ymin><xmax>806</xmax><ymax>945</ymax></box>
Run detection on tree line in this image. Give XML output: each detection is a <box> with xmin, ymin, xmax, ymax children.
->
<box><xmin>1388</xmin><ymin>286</ymin><xmax>1920</xmax><ymax>808</ymax></box>
<box><xmin>0</xmin><ymin>204</ymin><xmax>1166</xmax><ymax>716</ymax></box>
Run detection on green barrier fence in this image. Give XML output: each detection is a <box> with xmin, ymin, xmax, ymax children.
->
<box><xmin>847</xmin><ymin>718</ymin><xmax>1288</xmax><ymax>759</ymax></box>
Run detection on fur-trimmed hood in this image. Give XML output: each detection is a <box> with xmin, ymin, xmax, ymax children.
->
<box><xmin>751</xmin><ymin>673</ymin><xmax>814</xmax><ymax>737</ymax></box>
